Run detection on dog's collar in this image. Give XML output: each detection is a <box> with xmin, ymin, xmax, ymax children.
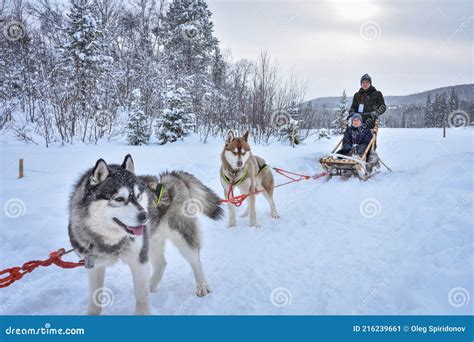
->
<box><xmin>154</xmin><ymin>183</ymin><xmax>165</xmax><ymax>206</ymax></box>
<box><xmin>143</xmin><ymin>181</ymin><xmax>165</xmax><ymax>206</ymax></box>
<box><xmin>257</xmin><ymin>163</ymin><xmax>268</xmax><ymax>175</ymax></box>
<box><xmin>221</xmin><ymin>163</ymin><xmax>267</xmax><ymax>185</ymax></box>
<box><xmin>221</xmin><ymin>167</ymin><xmax>248</xmax><ymax>186</ymax></box>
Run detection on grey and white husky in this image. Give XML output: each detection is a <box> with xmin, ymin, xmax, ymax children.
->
<box><xmin>68</xmin><ymin>154</ymin><xmax>223</xmax><ymax>315</ymax></box>
<box><xmin>220</xmin><ymin>130</ymin><xmax>279</xmax><ymax>227</ymax></box>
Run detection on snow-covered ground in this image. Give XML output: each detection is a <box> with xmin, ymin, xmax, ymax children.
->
<box><xmin>0</xmin><ymin>128</ymin><xmax>472</xmax><ymax>315</ymax></box>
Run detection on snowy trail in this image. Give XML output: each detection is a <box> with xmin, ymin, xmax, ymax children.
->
<box><xmin>0</xmin><ymin>129</ymin><xmax>472</xmax><ymax>315</ymax></box>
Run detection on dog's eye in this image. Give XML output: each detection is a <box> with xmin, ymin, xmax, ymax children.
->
<box><xmin>241</xmin><ymin>151</ymin><xmax>246</xmax><ymax>155</ymax></box>
<box><xmin>114</xmin><ymin>197</ymin><xmax>124</xmax><ymax>202</ymax></box>
<box><xmin>136</xmin><ymin>193</ymin><xmax>141</xmax><ymax>200</ymax></box>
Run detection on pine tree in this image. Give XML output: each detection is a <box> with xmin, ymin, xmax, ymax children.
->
<box><xmin>332</xmin><ymin>90</ymin><xmax>348</xmax><ymax>134</ymax></box>
<box><xmin>162</xmin><ymin>0</ymin><xmax>222</xmax><ymax>128</ymax></box>
<box><xmin>432</xmin><ymin>93</ymin><xmax>449</xmax><ymax>128</ymax></box>
<box><xmin>127</xmin><ymin>89</ymin><xmax>150</xmax><ymax>145</ymax></box>
<box><xmin>423</xmin><ymin>93</ymin><xmax>433</xmax><ymax>127</ymax></box>
<box><xmin>155</xmin><ymin>83</ymin><xmax>196</xmax><ymax>144</ymax></box>
<box><xmin>448</xmin><ymin>87</ymin><xmax>459</xmax><ymax>112</ymax></box>
<box><xmin>61</xmin><ymin>0</ymin><xmax>112</xmax><ymax>142</ymax></box>
<box><xmin>438</xmin><ymin>95</ymin><xmax>449</xmax><ymax>128</ymax></box>
<box><xmin>163</xmin><ymin>0</ymin><xmax>219</xmax><ymax>77</ymax></box>
<box><xmin>432</xmin><ymin>94</ymin><xmax>440</xmax><ymax>127</ymax></box>
<box><xmin>279</xmin><ymin>105</ymin><xmax>302</xmax><ymax>145</ymax></box>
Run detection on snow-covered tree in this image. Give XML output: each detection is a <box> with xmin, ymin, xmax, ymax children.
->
<box><xmin>332</xmin><ymin>90</ymin><xmax>348</xmax><ymax>135</ymax></box>
<box><xmin>163</xmin><ymin>0</ymin><xmax>219</xmax><ymax>77</ymax></box>
<box><xmin>448</xmin><ymin>87</ymin><xmax>459</xmax><ymax>112</ymax></box>
<box><xmin>127</xmin><ymin>89</ymin><xmax>150</xmax><ymax>145</ymax></box>
<box><xmin>432</xmin><ymin>93</ymin><xmax>449</xmax><ymax>128</ymax></box>
<box><xmin>162</xmin><ymin>0</ymin><xmax>222</xmax><ymax>127</ymax></box>
<box><xmin>61</xmin><ymin>0</ymin><xmax>112</xmax><ymax>141</ymax></box>
<box><xmin>423</xmin><ymin>93</ymin><xmax>434</xmax><ymax>127</ymax></box>
<box><xmin>155</xmin><ymin>83</ymin><xmax>196</xmax><ymax>144</ymax></box>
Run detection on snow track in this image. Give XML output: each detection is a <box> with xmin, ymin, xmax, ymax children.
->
<box><xmin>0</xmin><ymin>129</ymin><xmax>472</xmax><ymax>315</ymax></box>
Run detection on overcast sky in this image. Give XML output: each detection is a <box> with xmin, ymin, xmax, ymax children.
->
<box><xmin>207</xmin><ymin>0</ymin><xmax>473</xmax><ymax>99</ymax></box>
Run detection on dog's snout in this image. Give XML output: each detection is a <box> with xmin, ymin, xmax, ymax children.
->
<box><xmin>236</xmin><ymin>160</ymin><xmax>243</xmax><ymax>167</ymax></box>
<box><xmin>137</xmin><ymin>211</ymin><xmax>148</xmax><ymax>222</ymax></box>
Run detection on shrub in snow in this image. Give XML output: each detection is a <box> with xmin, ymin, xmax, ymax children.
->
<box><xmin>155</xmin><ymin>84</ymin><xmax>196</xmax><ymax>144</ymax></box>
<box><xmin>127</xmin><ymin>89</ymin><xmax>150</xmax><ymax>145</ymax></box>
<box><xmin>316</xmin><ymin>128</ymin><xmax>331</xmax><ymax>140</ymax></box>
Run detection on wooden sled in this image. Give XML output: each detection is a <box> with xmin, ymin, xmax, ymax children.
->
<box><xmin>319</xmin><ymin>124</ymin><xmax>381</xmax><ymax>181</ymax></box>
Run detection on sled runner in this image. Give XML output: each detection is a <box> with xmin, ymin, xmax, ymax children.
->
<box><xmin>319</xmin><ymin>123</ymin><xmax>382</xmax><ymax>181</ymax></box>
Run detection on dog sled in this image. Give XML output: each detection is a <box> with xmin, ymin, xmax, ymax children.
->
<box><xmin>319</xmin><ymin>123</ymin><xmax>389</xmax><ymax>181</ymax></box>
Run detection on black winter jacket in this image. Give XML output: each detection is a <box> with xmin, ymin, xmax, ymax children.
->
<box><xmin>348</xmin><ymin>86</ymin><xmax>386</xmax><ymax>129</ymax></box>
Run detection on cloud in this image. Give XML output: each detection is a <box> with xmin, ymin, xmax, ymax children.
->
<box><xmin>208</xmin><ymin>0</ymin><xmax>472</xmax><ymax>98</ymax></box>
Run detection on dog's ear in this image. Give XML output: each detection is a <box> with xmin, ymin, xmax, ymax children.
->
<box><xmin>121</xmin><ymin>154</ymin><xmax>134</xmax><ymax>173</ymax></box>
<box><xmin>90</xmin><ymin>159</ymin><xmax>109</xmax><ymax>186</ymax></box>
<box><xmin>225</xmin><ymin>130</ymin><xmax>234</xmax><ymax>144</ymax></box>
<box><xmin>242</xmin><ymin>129</ymin><xmax>249</xmax><ymax>142</ymax></box>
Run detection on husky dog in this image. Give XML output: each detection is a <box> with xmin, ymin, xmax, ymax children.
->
<box><xmin>68</xmin><ymin>155</ymin><xmax>223</xmax><ymax>315</ymax></box>
<box><xmin>220</xmin><ymin>130</ymin><xmax>279</xmax><ymax>227</ymax></box>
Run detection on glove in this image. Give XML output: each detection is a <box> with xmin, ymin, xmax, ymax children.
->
<box><xmin>350</xmin><ymin>144</ymin><xmax>359</xmax><ymax>155</ymax></box>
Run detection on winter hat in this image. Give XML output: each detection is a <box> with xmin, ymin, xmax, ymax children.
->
<box><xmin>351</xmin><ymin>113</ymin><xmax>362</xmax><ymax>121</ymax></box>
<box><xmin>360</xmin><ymin>73</ymin><xmax>372</xmax><ymax>84</ymax></box>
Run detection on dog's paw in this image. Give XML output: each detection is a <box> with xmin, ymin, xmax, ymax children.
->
<box><xmin>195</xmin><ymin>283</ymin><xmax>212</xmax><ymax>297</ymax></box>
<box><xmin>87</xmin><ymin>305</ymin><xmax>102</xmax><ymax>316</ymax></box>
<box><xmin>271</xmin><ymin>211</ymin><xmax>280</xmax><ymax>219</ymax></box>
<box><xmin>249</xmin><ymin>222</ymin><xmax>261</xmax><ymax>228</ymax></box>
<box><xmin>135</xmin><ymin>304</ymin><xmax>151</xmax><ymax>315</ymax></box>
<box><xmin>227</xmin><ymin>222</ymin><xmax>236</xmax><ymax>228</ymax></box>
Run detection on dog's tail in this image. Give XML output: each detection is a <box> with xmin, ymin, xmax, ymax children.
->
<box><xmin>160</xmin><ymin>171</ymin><xmax>224</xmax><ymax>220</ymax></box>
<box><xmin>191</xmin><ymin>180</ymin><xmax>224</xmax><ymax>220</ymax></box>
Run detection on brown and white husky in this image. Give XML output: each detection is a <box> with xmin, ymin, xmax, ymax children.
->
<box><xmin>220</xmin><ymin>130</ymin><xmax>279</xmax><ymax>227</ymax></box>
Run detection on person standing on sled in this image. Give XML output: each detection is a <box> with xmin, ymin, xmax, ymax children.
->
<box><xmin>348</xmin><ymin>74</ymin><xmax>386</xmax><ymax>137</ymax></box>
<box><xmin>337</xmin><ymin>113</ymin><xmax>372</xmax><ymax>157</ymax></box>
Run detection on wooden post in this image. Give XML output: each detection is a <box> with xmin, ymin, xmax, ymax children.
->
<box><xmin>291</xmin><ymin>125</ymin><xmax>295</xmax><ymax>148</ymax></box>
<box><xmin>443</xmin><ymin>119</ymin><xmax>446</xmax><ymax>138</ymax></box>
<box><xmin>19</xmin><ymin>159</ymin><xmax>24</xmax><ymax>178</ymax></box>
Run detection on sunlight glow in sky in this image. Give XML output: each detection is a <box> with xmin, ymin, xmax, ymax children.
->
<box><xmin>208</xmin><ymin>0</ymin><xmax>472</xmax><ymax>99</ymax></box>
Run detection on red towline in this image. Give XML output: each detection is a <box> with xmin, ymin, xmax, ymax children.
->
<box><xmin>0</xmin><ymin>248</ymin><xmax>84</xmax><ymax>288</ymax></box>
<box><xmin>219</xmin><ymin>167</ymin><xmax>328</xmax><ymax>207</ymax></box>
<box><xmin>0</xmin><ymin>168</ymin><xmax>327</xmax><ymax>288</ymax></box>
